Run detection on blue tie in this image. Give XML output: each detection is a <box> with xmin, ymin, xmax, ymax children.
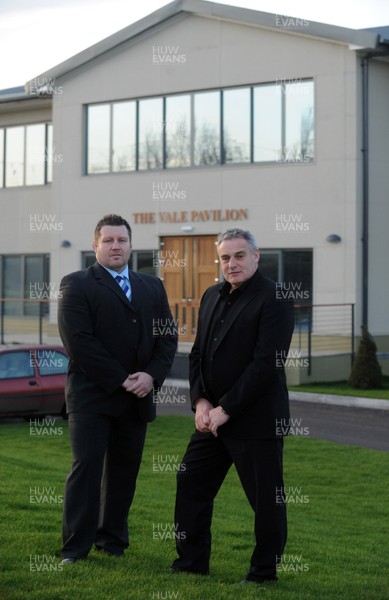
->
<box><xmin>115</xmin><ymin>275</ymin><xmax>131</xmax><ymax>301</ymax></box>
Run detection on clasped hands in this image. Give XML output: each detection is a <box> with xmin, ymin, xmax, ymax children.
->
<box><xmin>195</xmin><ymin>398</ymin><xmax>230</xmax><ymax>437</ymax></box>
<box><xmin>122</xmin><ymin>372</ymin><xmax>154</xmax><ymax>398</ymax></box>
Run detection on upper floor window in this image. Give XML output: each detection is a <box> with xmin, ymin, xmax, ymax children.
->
<box><xmin>0</xmin><ymin>123</ymin><xmax>52</xmax><ymax>188</ymax></box>
<box><xmin>86</xmin><ymin>79</ymin><xmax>314</xmax><ymax>174</ymax></box>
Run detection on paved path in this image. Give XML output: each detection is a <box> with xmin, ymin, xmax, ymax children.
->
<box><xmin>155</xmin><ymin>380</ymin><xmax>389</xmax><ymax>452</ymax></box>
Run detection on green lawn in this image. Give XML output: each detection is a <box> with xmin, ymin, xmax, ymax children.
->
<box><xmin>1</xmin><ymin>416</ymin><xmax>388</xmax><ymax>600</ymax></box>
<box><xmin>289</xmin><ymin>375</ymin><xmax>389</xmax><ymax>399</ymax></box>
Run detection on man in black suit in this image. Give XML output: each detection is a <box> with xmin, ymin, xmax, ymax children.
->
<box><xmin>171</xmin><ymin>228</ymin><xmax>294</xmax><ymax>584</ymax></box>
<box><xmin>58</xmin><ymin>214</ymin><xmax>177</xmax><ymax>563</ymax></box>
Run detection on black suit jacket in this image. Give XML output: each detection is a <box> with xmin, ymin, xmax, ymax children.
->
<box><xmin>189</xmin><ymin>270</ymin><xmax>294</xmax><ymax>439</ymax></box>
<box><xmin>58</xmin><ymin>263</ymin><xmax>177</xmax><ymax>422</ymax></box>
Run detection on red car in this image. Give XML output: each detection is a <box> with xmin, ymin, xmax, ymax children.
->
<box><xmin>0</xmin><ymin>345</ymin><xmax>69</xmax><ymax>419</ymax></box>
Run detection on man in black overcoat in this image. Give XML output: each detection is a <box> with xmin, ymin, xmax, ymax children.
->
<box><xmin>171</xmin><ymin>228</ymin><xmax>294</xmax><ymax>584</ymax></box>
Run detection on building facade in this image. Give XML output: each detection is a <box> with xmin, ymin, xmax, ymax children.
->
<box><xmin>1</xmin><ymin>0</ymin><xmax>388</xmax><ymax>381</ymax></box>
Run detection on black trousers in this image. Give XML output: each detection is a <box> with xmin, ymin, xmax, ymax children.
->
<box><xmin>62</xmin><ymin>406</ymin><xmax>147</xmax><ymax>558</ymax></box>
<box><xmin>171</xmin><ymin>431</ymin><xmax>286</xmax><ymax>578</ymax></box>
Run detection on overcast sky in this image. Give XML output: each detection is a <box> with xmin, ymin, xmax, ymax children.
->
<box><xmin>1</xmin><ymin>0</ymin><xmax>389</xmax><ymax>90</ymax></box>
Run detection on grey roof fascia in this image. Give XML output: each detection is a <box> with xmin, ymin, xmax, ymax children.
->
<box><xmin>26</xmin><ymin>0</ymin><xmax>382</xmax><ymax>91</ymax></box>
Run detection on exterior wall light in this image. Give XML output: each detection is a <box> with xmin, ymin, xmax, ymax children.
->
<box><xmin>326</xmin><ymin>234</ymin><xmax>342</xmax><ymax>243</ymax></box>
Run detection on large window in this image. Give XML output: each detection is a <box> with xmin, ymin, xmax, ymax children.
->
<box><xmin>86</xmin><ymin>79</ymin><xmax>314</xmax><ymax>174</ymax></box>
<box><xmin>0</xmin><ymin>254</ymin><xmax>50</xmax><ymax>316</ymax></box>
<box><xmin>0</xmin><ymin>123</ymin><xmax>52</xmax><ymax>188</ymax></box>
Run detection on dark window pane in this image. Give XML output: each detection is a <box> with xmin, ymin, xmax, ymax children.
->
<box><xmin>283</xmin><ymin>250</ymin><xmax>313</xmax><ymax>304</ymax></box>
<box><xmin>3</xmin><ymin>256</ymin><xmax>22</xmax><ymax>315</ymax></box>
<box><xmin>259</xmin><ymin>252</ymin><xmax>279</xmax><ymax>281</ymax></box>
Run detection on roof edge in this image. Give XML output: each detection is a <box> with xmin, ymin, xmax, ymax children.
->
<box><xmin>26</xmin><ymin>0</ymin><xmax>383</xmax><ymax>91</ymax></box>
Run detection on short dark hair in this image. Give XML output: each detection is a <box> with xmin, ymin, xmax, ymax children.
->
<box><xmin>218</xmin><ymin>228</ymin><xmax>258</xmax><ymax>254</ymax></box>
<box><xmin>94</xmin><ymin>214</ymin><xmax>132</xmax><ymax>241</ymax></box>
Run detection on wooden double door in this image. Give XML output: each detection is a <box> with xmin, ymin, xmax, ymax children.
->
<box><xmin>159</xmin><ymin>236</ymin><xmax>219</xmax><ymax>342</ymax></box>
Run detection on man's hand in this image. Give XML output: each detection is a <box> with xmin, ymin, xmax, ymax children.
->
<box><xmin>122</xmin><ymin>372</ymin><xmax>154</xmax><ymax>398</ymax></box>
<box><xmin>209</xmin><ymin>406</ymin><xmax>230</xmax><ymax>437</ymax></box>
<box><xmin>195</xmin><ymin>398</ymin><xmax>213</xmax><ymax>432</ymax></box>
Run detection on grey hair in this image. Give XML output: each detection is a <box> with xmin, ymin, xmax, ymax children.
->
<box><xmin>218</xmin><ymin>228</ymin><xmax>259</xmax><ymax>254</ymax></box>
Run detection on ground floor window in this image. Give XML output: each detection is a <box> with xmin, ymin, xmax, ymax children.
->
<box><xmin>0</xmin><ymin>254</ymin><xmax>50</xmax><ymax>316</ymax></box>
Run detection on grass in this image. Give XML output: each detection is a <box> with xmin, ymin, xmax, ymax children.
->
<box><xmin>289</xmin><ymin>375</ymin><xmax>389</xmax><ymax>400</ymax></box>
<box><xmin>1</xmin><ymin>415</ymin><xmax>388</xmax><ymax>600</ymax></box>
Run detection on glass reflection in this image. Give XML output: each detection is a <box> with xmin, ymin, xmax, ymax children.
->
<box><xmin>87</xmin><ymin>104</ymin><xmax>110</xmax><ymax>173</ymax></box>
<box><xmin>138</xmin><ymin>98</ymin><xmax>163</xmax><ymax>170</ymax></box>
<box><xmin>6</xmin><ymin>127</ymin><xmax>24</xmax><ymax>187</ymax></box>
<box><xmin>223</xmin><ymin>88</ymin><xmax>250</xmax><ymax>163</ymax></box>
<box><xmin>112</xmin><ymin>101</ymin><xmax>135</xmax><ymax>172</ymax></box>
<box><xmin>285</xmin><ymin>81</ymin><xmax>314</xmax><ymax>162</ymax></box>
<box><xmin>194</xmin><ymin>91</ymin><xmax>220</xmax><ymax>165</ymax></box>
<box><xmin>254</xmin><ymin>85</ymin><xmax>282</xmax><ymax>162</ymax></box>
<box><xmin>165</xmin><ymin>95</ymin><xmax>191</xmax><ymax>168</ymax></box>
<box><xmin>26</xmin><ymin>124</ymin><xmax>45</xmax><ymax>185</ymax></box>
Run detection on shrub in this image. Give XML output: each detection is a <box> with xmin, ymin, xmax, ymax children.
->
<box><xmin>348</xmin><ymin>326</ymin><xmax>383</xmax><ymax>389</ymax></box>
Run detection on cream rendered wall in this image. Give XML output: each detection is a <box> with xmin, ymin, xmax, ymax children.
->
<box><xmin>50</xmin><ymin>14</ymin><xmax>359</xmax><ymax>313</ymax></box>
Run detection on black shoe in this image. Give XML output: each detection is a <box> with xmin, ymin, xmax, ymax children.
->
<box><xmin>61</xmin><ymin>557</ymin><xmax>79</xmax><ymax>565</ymax></box>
